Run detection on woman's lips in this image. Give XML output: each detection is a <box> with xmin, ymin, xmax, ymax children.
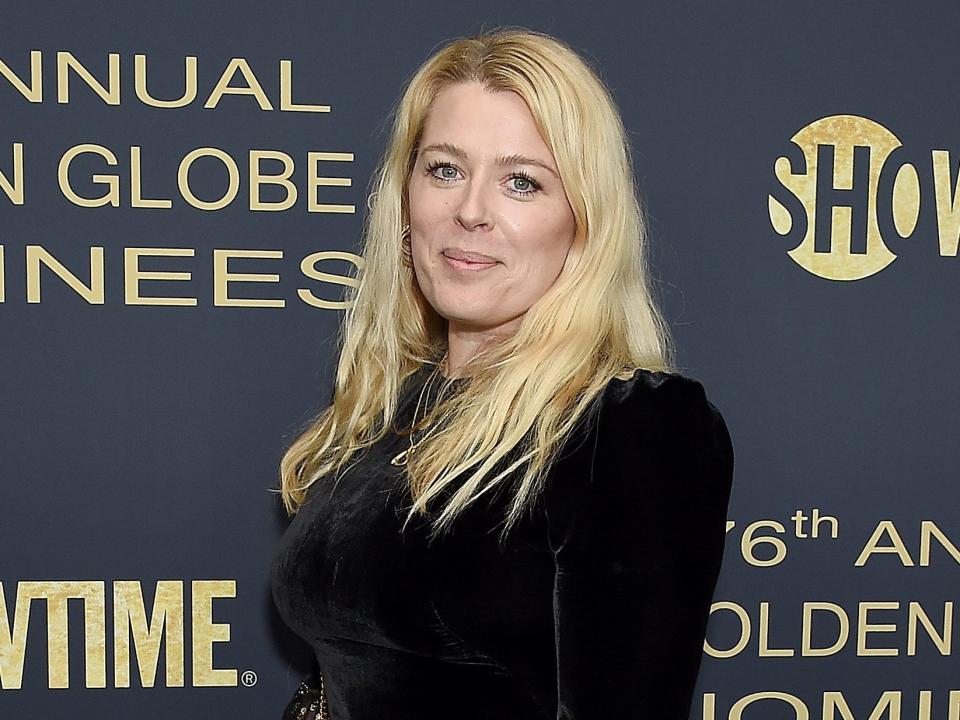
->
<box><xmin>442</xmin><ymin>252</ymin><xmax>499</xmax><ymax>271</ymax></box>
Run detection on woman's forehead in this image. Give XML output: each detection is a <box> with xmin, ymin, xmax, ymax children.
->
<box><xmin>418</xmin><ymin>84</ymin><xmax>558</xmax><ymax>168</ymax></box>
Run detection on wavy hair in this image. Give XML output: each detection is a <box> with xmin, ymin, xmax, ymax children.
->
<box><xmin>279</xmin><ymin>26</ymin><xmax>675</xmax><ymax>544</ymax></box>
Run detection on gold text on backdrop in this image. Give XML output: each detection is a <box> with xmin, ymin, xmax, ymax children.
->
<box><xmin>0</xmin><ymin>580</ymin><xmax>238</xmax><ymax>690</ymax></box>
<box><xmin>0</xmin><ymin>51</ymin><xmax>329</xmax><ymax>112</ymax></box>
<box><xmin>769</xmin><ymin>114</ymin><xmax>960</xmax><ymax>280</ymax></box>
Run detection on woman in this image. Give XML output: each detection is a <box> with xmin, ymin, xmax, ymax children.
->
<box><xmin>271</xmin><ymin>26</ymin><xmax>734</xmax><ymax>720</ymax></box>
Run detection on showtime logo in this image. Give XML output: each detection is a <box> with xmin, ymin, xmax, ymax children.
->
<box><xmin>768</xmin><ymin>114</ymin><xmax>960</xmax><ymax>280</ymax></box>
<box><xmin>0</xmin><ymin>580</ymin><xmax>237</xmax><ymax>690</ymax></box>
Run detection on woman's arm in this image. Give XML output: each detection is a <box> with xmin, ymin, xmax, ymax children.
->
<box><xmin>546</xmin><ymin>371</ymin><xmax>734</xmax><ymax>719</ymax></box>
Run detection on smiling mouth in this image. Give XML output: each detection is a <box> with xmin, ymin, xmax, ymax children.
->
<box><xmin>442</xmin><ymin>249</ymin><xmax>499</xmax><ymax>262</ymax></box>
<box><xmin>442</xmin><ymin>254</ymin><xmax>499</xmax><ymax>271</ymax></box>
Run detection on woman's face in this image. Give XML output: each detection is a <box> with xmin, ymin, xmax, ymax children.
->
<box><xmin>407</xmin><ymin>81</ymin><xmax>576</xmax><ymax>337</ymax></box>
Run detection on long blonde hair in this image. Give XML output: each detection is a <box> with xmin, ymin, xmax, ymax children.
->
<box><xmin>279</xmin><ymin>26</ymin><xmax>675</xmax><ymax>544</ymax></box>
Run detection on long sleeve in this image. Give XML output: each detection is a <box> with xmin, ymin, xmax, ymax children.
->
<box><xmin>545</xmin><ymin>371</ymin><xmax>734</xmax><ymax>719</ymax></box>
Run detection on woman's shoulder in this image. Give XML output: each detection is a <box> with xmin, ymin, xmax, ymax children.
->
<box><xmin>589</xmin><ymin>366</ymin><xmax>734</xmax><ymax>487</ymax></box>
<box><xmin>544</xmin><ymin>366</ymin><xmax>735</xmax><ymax>554</ymax></box>
<box><xmin>553</xmin><ymin>368</ymin><xmax>724</xmax><ymax>462</ymax></box>
<box><xmin>599</xmin><ymin>367</ymin><xmax>721</xmax><ymax>426</ymax></box>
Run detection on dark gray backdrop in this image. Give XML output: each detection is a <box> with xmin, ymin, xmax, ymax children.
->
<box><xmin>2</xmin><ymin>1</ymin><xmax>958</xmax><ymax>717</ymax></box>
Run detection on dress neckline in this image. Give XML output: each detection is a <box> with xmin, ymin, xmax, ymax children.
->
<box><xmin>418</xmin><ymin>362</ymin><xmax>467</xmax><ymax>385</ymax></box>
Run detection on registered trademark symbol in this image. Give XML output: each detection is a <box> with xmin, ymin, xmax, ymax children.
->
<box><xmin>241</xmin><ymin>670</ymin><xmax>258</xmax><ymax>687</ymax></box>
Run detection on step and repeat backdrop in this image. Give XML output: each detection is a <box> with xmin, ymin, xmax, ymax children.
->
<box><xmin>2</xmin><ymin>1</ymin><xmax>958</xmax><ymax>718</ymax></box>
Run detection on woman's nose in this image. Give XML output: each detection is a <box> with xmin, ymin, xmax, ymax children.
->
<box><xmin>455</xmin><ymin>176</ymin><xmax>493</xmax><ymax>231</ymax></box>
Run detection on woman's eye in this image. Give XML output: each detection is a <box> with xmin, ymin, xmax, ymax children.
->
<box><xmin>508</xmin><ymin>174</ymin><xmax>540</xmax><ymax>196</ymax></box>
<box><xmin>510</xmin><ymin>176</ymin><xmax>533</xmax><ymax>193</ymax></box>
<box><xmin>425</xmin><ymin>162</ymin><xmax>540</xmax><ymax>197</ymax></box>
<box><xmin>426</xmin><ymin>163</ymin><xmax>460</xmax><ymax>182</ymax></box>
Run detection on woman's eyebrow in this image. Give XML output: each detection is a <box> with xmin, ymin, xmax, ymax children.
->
<box><xmin>420</xmin><ymin>142</ymin><xmax>559</xmax><ymax>178</ymax></box>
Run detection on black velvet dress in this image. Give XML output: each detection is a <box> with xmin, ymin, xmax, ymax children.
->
<box><xmin>270</xmin><ymin>364</ymin><xmax>734</xmax><ymax>719</ymax></box>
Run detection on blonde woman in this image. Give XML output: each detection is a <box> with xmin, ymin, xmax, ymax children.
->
<box><xmin>272</xmin><ymin>27</ymin><xmax>734</xmax><ymax>720</ymax></box>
